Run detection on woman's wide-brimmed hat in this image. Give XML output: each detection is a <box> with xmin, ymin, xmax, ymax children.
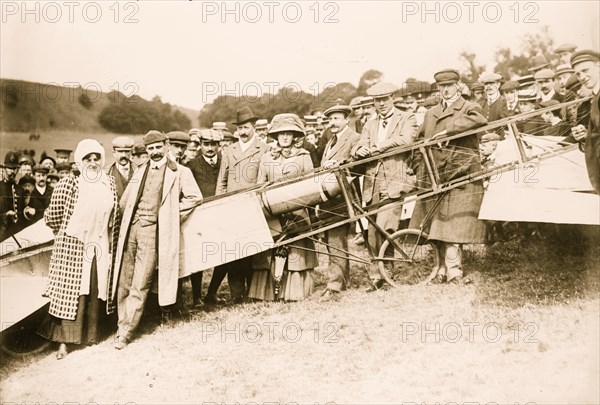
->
<box><xmin>268</xmin><ymin>113</ymin><xmax>305</xmax><ymax>137</ymax></box>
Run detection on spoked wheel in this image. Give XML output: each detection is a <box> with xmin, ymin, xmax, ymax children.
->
<box><xmin>1</xmin><ymin>306</ymin><xmax>51</xmax><ymax>358</ymax></box>
<box><xmin>377</xmin><ymin>229</ymin><xmax>439</xmax><ymax>287</ymax></box>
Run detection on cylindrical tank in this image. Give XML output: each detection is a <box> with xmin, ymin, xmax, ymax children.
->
<box><xmin>259</xmin><ymin>171</ymin><xmax>342</xmax><ymax>216</ymax></box>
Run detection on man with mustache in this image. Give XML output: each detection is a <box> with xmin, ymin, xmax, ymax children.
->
<box><xmin>113</xmin><ymin>130</ymin><xmax>202</xmax><ymax>349</ymax></box>
<box><xmin>213</xmin><ymin>106</ymin><xmax>269</xmax><ymax>304</ymax></box>
<box><xmin>319</xmin><ymin>104</ymin><xmax>361</xmax><ymax>300</ymax></box>
<box><xmin>167</xmin><ymin>131</ymin><xmax>191</xmax><ymax>164</ymax></box>
<box><xmin>535</xmin><ymin>68</ymin><xmax>564</xmax><ymax>103</ymax></box>
<box><xmin>23</xmin><ymin>164</ymin><xmax>53</xmax><ymax>223</ymax></box>
<box><xmin>106</xmin><ymin>136</ymin><xmax>137</xmax><ymax>199</ymax></box>
<box><xmin>0</xmin><ymin>151</ymin><xmax>27</xmax><ymax>242</ymax></box>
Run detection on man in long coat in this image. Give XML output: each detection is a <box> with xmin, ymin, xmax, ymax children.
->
<box><xmin>352</xmin><ymin>82</ymin><xmax>419</xmax><ymax>291</ymax></box>
<box><xmin>209</xmin><ymin>107</ymin><xmax>269</xmax><ymax>304</ymax></box>
<box><xmin>113</xmin><ymin>131</ymin><xmax>202</xmax><ymax>348</ymax></box>
<box><xmin>409</xmin><ymin>69</ymin><xmax>488</xmax><ymax>285</ymax></box>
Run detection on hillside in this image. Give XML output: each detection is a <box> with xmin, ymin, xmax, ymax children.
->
<box><xmin>0</xmin><ymin>78</ymin><xmax>200</xmax><ymax>133</ymax></box>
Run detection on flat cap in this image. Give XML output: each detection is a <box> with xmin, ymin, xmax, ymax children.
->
<box><xmin>471</xmin><ymin>81</ymin><xmax>484</xmax><ymax>91</ymax></box>
<box><xmin>255</xmin><ymin>119</ymin><xmax>268</xmax><ymax>129</ymax></box>
<box><xmin>479</xmin><ymin>72</ymin><xmax>503</xmax><ymax>83</ymax></box>
<box><xmin>433</xmin><ymin>69</ymin><xmax>460</xmax><ymax>85</ymax></box>
<box><xmin>570</xmin><ymin>49</ymin><xmax>600</xmax><ymax>67</ymax></box>
<box><xmin>132</xmin><ymin>143</ymin><xmax>147</xmax><ymax>156</ymax></box>
<box><xmin>18</xmin><ymin>175</ymin><xmax>35</xmax><ymax>187</ymax></box>
<box><xmin>528</xmin><ymin>55</ymin><xmax>549</xmax><ymax>72</ymax></box>
<box><xmin>112</xmin><ymin>136</ymin><xmax>134</xmax><ymax>150</ymax></box>
<box><xmin>55</xmin><ymin>162</ymin><xmax>73</xmax><ymax>172</ymax></box>
<box><xmin>534</xmin><ymin>68</ymin><xmax>555</xmax><ymax>81</ymax></box>
<box><xmin>199</xmin><ymin>129</ymin><xmax>223</xmax><ymax>142</ymax></box>
<box><xmin>564</xmin><ymin>74</ymin><xmax>582</xmax><ymax>93</ymax></box>
<box><xmin>222</xmin><ymin>131</ymin><xmax>238</xmax><ymax>141</ymax></box>
<box><xmin>212</xmin><ymin>122</ymin><xmax>227</xmax><ymax>131</ymax></box>
<box><xmin>188</xmin><ymin>128</ymin><xmax>201</xmax><ymax>136</ymax></box>
<box><xmin>47</xmin><ymin>172</ymin><xmax>59</xmax><ymax>181</ymax></box>
<box><xmin>500</xmin><ymin>80</ymin><xmax>519</xmax><ymax>92</ymax></box>
<box><xmin>539</xmin><ymin>99</ymin><xmax>560</xmax><ymax>109</ymax></box>
<box><xmin>143</xmin><ymin>130</ymin><xmax>167</xmax><ymax>146</ymax></box>
<box><xmin>555</xmin><ymin>43</ymin><xmax>577</xmax><ymax>54</ymax></box>
<box><xmin>32</xmin><ymin>164</ymin><xmax>49</xmax><ymax>174</ymax></box>
<box><xmin>167</xmin><ymin>131</ymin><xmax>191</xmax><ymax>145</ymax></box>
<box><xmin>324</xmin><ymin>104</ymin><xmax>353</xmax><ymax>117</ymax></box>
<box><xmin>54</xmin><ymin>148</ymin><xmax>72</xmax><ymax>156</ymax></box>
<box><xmin>366</xmin><ymin>82</ymin><xmax>398</xmax><ymax>98</ymax></box>
<box><xmin>269</xmin><ymin>113</ymin><xmax>305</xmax><ymax>136</ymax></box>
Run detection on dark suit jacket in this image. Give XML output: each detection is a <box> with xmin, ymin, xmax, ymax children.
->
<box><xmin>106</xmin><ymin>162</ymin><xmax>138</xmax><ymax>199</ymax></box>
<box><xmin>186</xmin><ymin>153</ymin><xmax>221</xmax><ymax>198</ymax></box>
<box><xmin>27</xmin><ymin>185</ymin><xmax>53</xmax><ymax>222</ymax></box>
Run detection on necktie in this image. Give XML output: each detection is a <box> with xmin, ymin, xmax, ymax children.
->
<box><xmin>382</xmin><ymin>120</ymin><xmax>388</xmax><ymax>129</ymax></box>
<box><xmin>330</xmin><ymin>135</ymin><xmax>338</xmax><ymax>149</ymax></box>
<box><xmin>152</xmin><ymin>165</ymin><xmax>159</xmax><ymax>170</ymax></box>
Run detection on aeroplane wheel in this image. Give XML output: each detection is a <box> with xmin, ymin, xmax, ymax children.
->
<box><xmin>377</xmin><ymin>229</ymin><xmax>438</xmax><ymax>287</ymax></box>
<box><xmin>1</xmin><ymin>306</ymin><xmax>51</xmax><ymax>358</ymax></box>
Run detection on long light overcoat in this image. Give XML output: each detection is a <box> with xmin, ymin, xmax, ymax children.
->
<box><xmin>111</xmin><ymin>159</ymin><xmax>202</xmax><ymax>307</ymax></box>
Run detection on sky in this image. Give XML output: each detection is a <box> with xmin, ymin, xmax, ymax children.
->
<box><xmin>1</xmin><ymin>1</ymin><xmax>599</xmax><ymax>110</ymax></box>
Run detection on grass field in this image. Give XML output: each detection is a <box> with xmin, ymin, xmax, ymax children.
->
<box><xmin>1</xmin><ymin>227</ymin><xmax>598</xmax><ymax>404</ymax></box>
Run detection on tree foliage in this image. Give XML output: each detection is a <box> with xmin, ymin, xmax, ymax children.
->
<box><xmin>98</xmin><ymin>94</ymin><xmax>191</xmax><ymax>134</ymax></box>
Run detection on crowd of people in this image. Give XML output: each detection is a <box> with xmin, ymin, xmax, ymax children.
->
<box><xmin>0</xmin><ymin>45</ymin><xmax>598</xmax><ymax>359</ymax></box>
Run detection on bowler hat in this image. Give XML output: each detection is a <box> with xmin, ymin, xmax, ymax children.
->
<box><xmin>2</xmin><ymin>152</ymin><xmax>19</xmax><ymax>169</ymax></box>
<box><xmin>232</xmin><ymin>106</ymin><xmax>259</xmax><ymax>125</ymax></box>
<box><xmin>143</xmin><ymin>130</ymin><xmax>167</xmax><ymax>146</ymax></box>
<box><xmin>528</xmin><ymin>55</ymin><xmax>549</xmax><ymax>72</ymax></box>
<box><xmin>367</xmin><ymin>82</ymin><xmax>398</xmax><ymax>98</ymax></box>
<box><xmin>434</xmin><ymin>69</ymin><xmax>460</xmax><ymax>85</ymax></box>
<box><xmin>132</xmin><ymin>143</ymin><xmax>147</xmax><ymax>156</ymax></box>
<box><xmin>324</xmin><ymin>104</ymin><xmax>352</xmax><ymax>117</ymax></box>
<box><xmin>570</xmin><ymin>49</ymin><xmax>600</xmax><ymax>67</ymax></box>
<box><xmin>268</xmin><ymin>113</ymin><xmax>305</xmax><ymax>136</ymax></box>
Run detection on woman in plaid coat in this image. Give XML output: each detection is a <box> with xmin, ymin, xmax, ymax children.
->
<box><xmin>37</xmin><ymin>139</ymin><xmax>119</xmax><ymax>359</ymax></box>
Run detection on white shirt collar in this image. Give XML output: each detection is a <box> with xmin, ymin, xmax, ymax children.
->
<box><xmin>203</xmin><ymin>155</ymin><xmax>217</xmax><ymax>165</ymax></box>
<box><xmin>239</xmin><ymin>136</ymin><xmax>255</xmax><ymax>153</ymax></box>
<box><xmin>35</xmin><ymin>184</ymin><xmax>46</xmax><ymax>195</ymax></box>
<box><xmin>487</xmin><ymin>91</ymin><xmax>500</xmax><ymax>105</ymax></box>
<box><xmin>150</xmin><ymin>156</ymin><xmax>167</xmax><ymax>169</ymax></box>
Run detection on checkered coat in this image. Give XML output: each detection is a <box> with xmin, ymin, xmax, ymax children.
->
<box><xmin>43</xmin><ymin>175</ymin><xmax>120</xmax><ymax>320</ymax></box>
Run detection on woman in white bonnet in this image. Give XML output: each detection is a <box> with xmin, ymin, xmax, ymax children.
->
<box><xmin>38</xmin><ymin>139</ymin><xmax>119</xmax><ymax>359</ymax></box>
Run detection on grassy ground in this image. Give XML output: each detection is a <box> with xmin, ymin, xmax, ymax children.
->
<box><xmin>1</xmin><ymin>226</ymin><xmax>598</xmax><ymax>404</ymax></box>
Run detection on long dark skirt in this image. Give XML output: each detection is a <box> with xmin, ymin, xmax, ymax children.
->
<box><xmin>37</xmin><ymin>257</ymin><xmax>108</xmax><ymax>345</ymax></box>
